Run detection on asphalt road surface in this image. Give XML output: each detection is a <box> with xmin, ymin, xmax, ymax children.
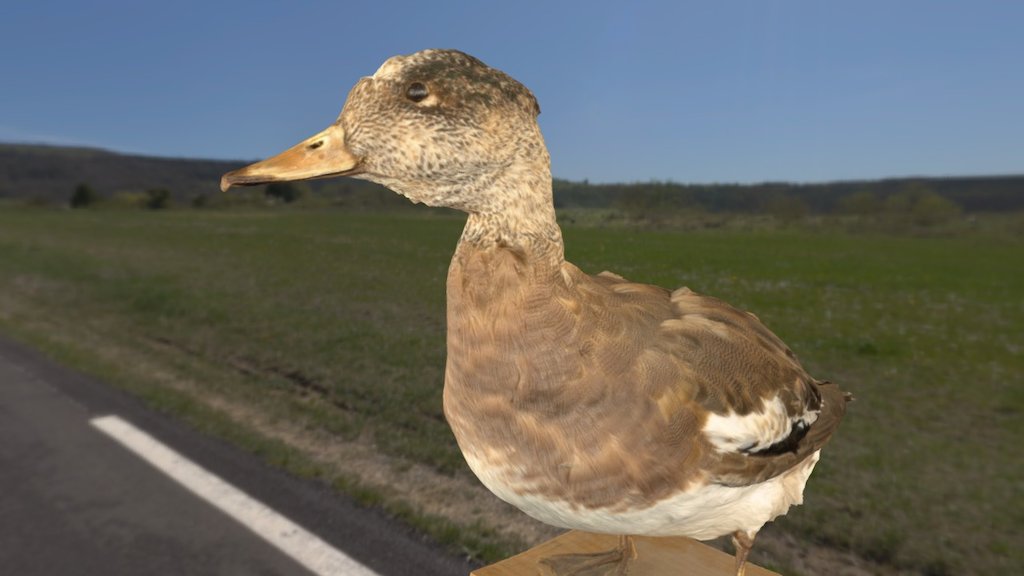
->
<box><xmin>0</xmin><ymin>334</ymin><xmax>478</xmax><ymax>576</ymax></box>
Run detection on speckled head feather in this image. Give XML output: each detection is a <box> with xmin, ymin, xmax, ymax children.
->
<box><xmin>338</xmin><ymin>49</ymin><xmax>549</xmax><ymax>216</ymax></box>
<box><xmin>371</xmin><ymin>49</ymin><xmax>540</xmax><ymax>116</ymax></box>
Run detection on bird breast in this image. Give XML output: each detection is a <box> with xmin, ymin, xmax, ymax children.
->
<box><xmin>442</xmin><ymin>243</ymin><xmax>711</xmax><ymax>512</ymax></box>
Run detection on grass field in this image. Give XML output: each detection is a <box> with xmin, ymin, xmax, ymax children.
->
<box><xmin>0</xmin><ymin>207</ymin><xmax>1020</xmax><ymax>575</ymax></box>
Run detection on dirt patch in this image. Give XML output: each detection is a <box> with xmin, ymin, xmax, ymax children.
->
<box><xmin>742</xmin><ymin>525</ymin><xmax>904</xmax><ymax>576</ymax></box>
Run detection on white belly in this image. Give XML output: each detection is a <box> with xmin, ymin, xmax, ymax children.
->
<box><xmin>465</xmin><ymin>450</ymin><xmax>821</xmax><ymax>541</ymax></box>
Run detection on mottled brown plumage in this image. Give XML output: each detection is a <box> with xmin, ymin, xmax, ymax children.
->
<box><xmin>222</xmin><ymin>49</ymin><xmax>850</xmax><ymax>576</ymax></box>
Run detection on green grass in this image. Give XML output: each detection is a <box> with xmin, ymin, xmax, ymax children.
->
<box><xmin>0</xmin><ymin>207</ymin><xmax>1020</xmax><ymax>574</ymax></box>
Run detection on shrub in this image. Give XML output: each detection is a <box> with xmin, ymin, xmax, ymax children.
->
<box><xmin>109</xmin><ymin>192</ymin><xmax>146</xmax><ymax>208</ymax></box>
<box><xmin>264</xmin><ymin>182</ymin><xmax>304</xmax><ymax>204</ymax></box>
<box><xmin>70</xmin><ymin>183</ymin><xmax>97</xmax><ymax>208</ymax></box>
<box><xmin>911</xmin><ymin>192</ymin><xmax>962</xmax><ymax>226</ymax></box>
<box><xmin>883</xmin><ymin>183</ymin><xmax>963</xmax><ymax>227</ymax></box>
<box><xmin>145</xmin><ymin>188</ymin><xmax>172</xmax><ymax>210</ymax></box>
<box><xmin>839</xmin><ymin>191</ymin><xmax>882</xmax><ymax>216</ymax></box>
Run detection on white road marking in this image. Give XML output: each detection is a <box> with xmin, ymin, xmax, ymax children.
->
<box><xmin>90</xmin><ymin>415</ymin><xmax>381</xmax><ymax>576</ymax></box>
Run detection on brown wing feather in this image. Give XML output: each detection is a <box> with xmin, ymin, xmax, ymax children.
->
<box><xmin>574</xmin><ymin>269</ymin><xmax>850</xmax><ymax>488</ymax></box>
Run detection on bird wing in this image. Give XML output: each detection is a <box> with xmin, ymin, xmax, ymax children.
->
<box><xmin>580</xmin><ymin>271</ymin><xmax>850</xmax><ymax>489</ymax></box>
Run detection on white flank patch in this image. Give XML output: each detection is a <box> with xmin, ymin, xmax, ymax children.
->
<box><xmin>464</xmin><ymin>449</ymin><xmax>822</xmax><ymax>541</ymax></box>
<box><xmin>702</xmin><ymin>395</ymin><xmax>801</xmax><ymax>453</ymax></box>
<box><xmin>90</xmin><ymin>415</ymin><xmax>380</xmax><ymax>576</ymax></box>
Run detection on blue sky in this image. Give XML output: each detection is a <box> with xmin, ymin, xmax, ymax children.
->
<box><xmin>2</xmin><ymin>1</ymin><xmax>1021</xmax><ymax>183</ymax></box>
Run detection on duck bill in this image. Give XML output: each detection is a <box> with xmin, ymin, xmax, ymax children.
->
<box><xmin>220</xmin><ymin>124</ymin><xmax>360</xmax><ymax>192</ymax></box>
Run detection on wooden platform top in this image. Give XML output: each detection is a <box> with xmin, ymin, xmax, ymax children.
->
<box><xmin>473</xmin><ymin>530</ymin><xmax>779</xmax><ymax>576</ymax></box>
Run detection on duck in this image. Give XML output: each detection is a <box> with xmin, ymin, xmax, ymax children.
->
<box><xmin>221</xmin><ymin>49</ymin><xmax>850</xmax><ymax>576</ymax></box>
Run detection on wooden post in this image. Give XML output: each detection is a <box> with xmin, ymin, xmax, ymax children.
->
<box><xmin>472</xmin><ymin>530</ymin><xmax>779</xmax><ymax>576</ymax></box>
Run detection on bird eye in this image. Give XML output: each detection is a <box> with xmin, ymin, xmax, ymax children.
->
<box><xmin>406</xmin><ymin>82</ymin><xmax>429</xmax><ymax>103</ymax></box>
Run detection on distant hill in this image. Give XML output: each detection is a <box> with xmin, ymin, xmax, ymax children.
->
<box><xmin>0</xmin><ymin>142</ymin><xmax>403</xmax><ymax>206</ymax></box>
<box><xmin>0</xmin><ymin>143</ymin><xmax>242</xmax><ymax>201</ymax></box>
<box><xmin>2</xmin><ymin>142</ymin><xmax>1022</xmax><ymax>213</ymax></box>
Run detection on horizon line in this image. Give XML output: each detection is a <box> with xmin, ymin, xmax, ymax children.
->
<box><xmin>2</xmin><ymin>139</ymin><xmax>1021</xmax><ymax>189</ymax></box>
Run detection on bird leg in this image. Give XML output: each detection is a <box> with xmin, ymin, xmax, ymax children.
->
<box><xmin>539</xmin><ymin>534</ymin><xmax>637</xmax><ymax>576</ymax></box>
<box><xmin>731</xmin><ymin>530</ymin><xmax>757</xmax><ymax>576</ymax></box>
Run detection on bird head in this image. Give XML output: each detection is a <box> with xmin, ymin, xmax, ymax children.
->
<box><xmin>221</xmin><ymin>49</ymin><xmax>546</xmax><ymax>213</ymax></box>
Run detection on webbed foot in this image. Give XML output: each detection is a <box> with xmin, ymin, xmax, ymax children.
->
<box><xmin>539</xmin><ymin>535</ymin><xmax>637</xmax><ymax>576</ymax></box>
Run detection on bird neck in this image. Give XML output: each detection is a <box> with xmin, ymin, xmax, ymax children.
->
<box><xmin>458</xmin><ymin>161</ymin><xmax>564</xmax><ymax>266</ymax></box>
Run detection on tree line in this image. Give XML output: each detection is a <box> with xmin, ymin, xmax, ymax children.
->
<box><xmin>553</xmin><ymin>176</ymin><xmax>1022</xmax><ymax>224</ymax></box>
<box><xmin>3</xmin><ymin>144</ymin><xmax>1021</xmax><ymax>221</ymax></box>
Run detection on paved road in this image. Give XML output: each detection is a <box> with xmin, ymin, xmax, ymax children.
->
<box><xmin>0</xmin><ymin>334</ymin><xmax>477</xmax><ymax>576</ymax></box>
